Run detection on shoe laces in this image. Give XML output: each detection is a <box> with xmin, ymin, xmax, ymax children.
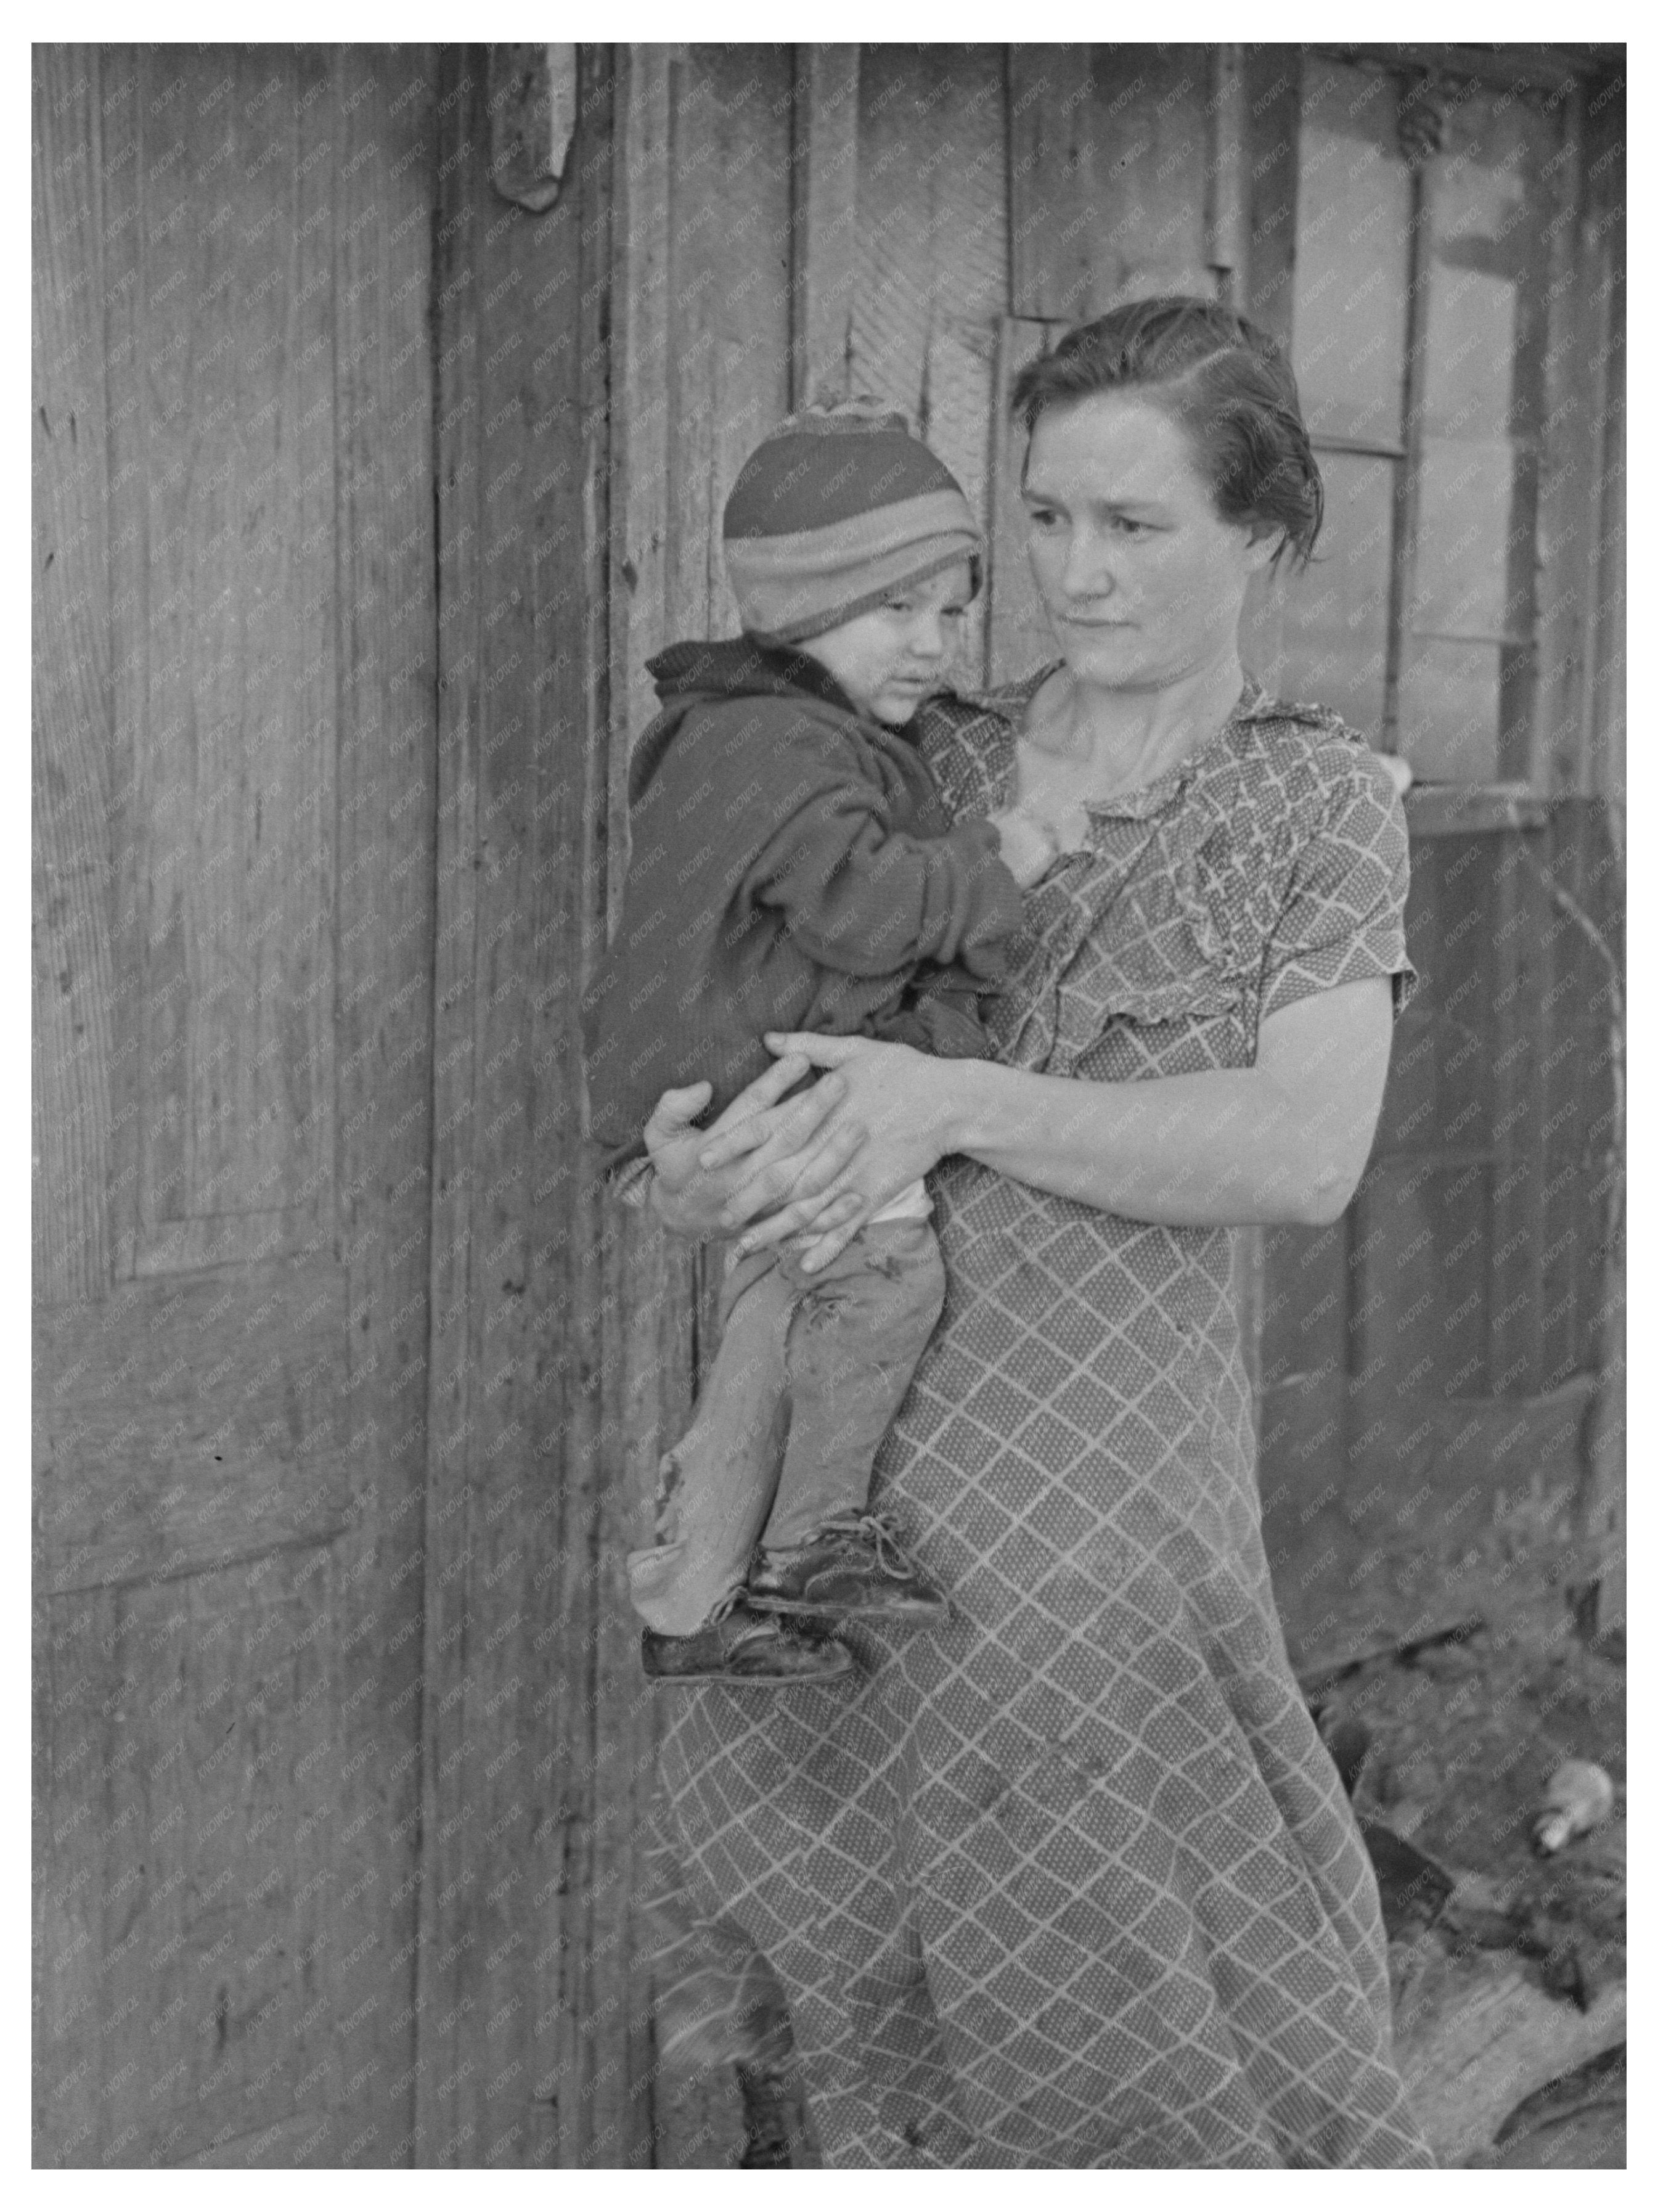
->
<box><xmin>819</xmin><ymin>1511</ymin><xmax>920</xmax><ymax>1582</ymax></box>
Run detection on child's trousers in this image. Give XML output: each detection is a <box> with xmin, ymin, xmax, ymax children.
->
<box><xmin>628</xmin><ymin>1218</ymin><xmax>946</xmax><ymax>1635</ymax></box>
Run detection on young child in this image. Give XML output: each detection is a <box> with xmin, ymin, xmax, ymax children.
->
<box><xmin>582</xmin><ymin>406</ymin><xmax>1056</xmax><ymax>1686</ymax></box>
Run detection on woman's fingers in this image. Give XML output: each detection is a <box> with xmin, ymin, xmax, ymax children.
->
<box><xmin>714</xmin><ymin>1051</ymin><xmax>811</xmax><ymax>1126</ymax></box>
<box><xmin>731</xmin><ymin>1179</ymin><xmax>865</xmax><ymax>1256</ymax></box>
<box><xmin>719</xmin><ymin>1113</ymin><xmax>865</xmax><ymax>1231</ymax></box>
<box><xmin>790</xmin><ymin>1206</ymin><xmax>871</xmax><ymax>1273</ymax></box>
<box><xmin>762</xmin><ymin>1030</ymin><xmax>859</xmax><ymax>1068</ymax></box>
<box><xmin>697</xmin><ymin>1067</ymin><xmax>843</xmax><ymax>1174</ymax></box>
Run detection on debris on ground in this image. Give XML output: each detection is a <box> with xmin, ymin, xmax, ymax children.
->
<box><xmin>1301</xmin><ymin>1478</ymin><xmax>1626</xmax><ymax>2169</ymax></box>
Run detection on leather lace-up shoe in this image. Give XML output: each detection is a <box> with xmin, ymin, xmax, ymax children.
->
<box><xmin>746</xmin><ymin>1512</ymin><xmax>949</xmax><ymax>1622</ymax></box>
<box><xmin>640</xmin><ymin>1596</ymin><xmax>857</xmax><ymax>1686</ymax></box>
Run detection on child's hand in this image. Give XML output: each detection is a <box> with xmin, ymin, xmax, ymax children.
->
<box><xmin>987</xmin><ymin>805</ymin><xmax>1058</xmax><ymax>888</ymax></box>
<box><xmin>1033</xmin><ymin>797</ymin><xmax>1092</xmax><ymax>854</ymax></box>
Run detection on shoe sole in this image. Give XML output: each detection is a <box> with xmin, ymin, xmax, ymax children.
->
<box><xmin>745</xmin><ymin>1591</ymin><xmax>952</xmax><ymax>1623</ymax></box>
<box><xmin>642</xmin><ymin>1661</ymin><xmax>859</xmax><ymax>1686</ymax></box>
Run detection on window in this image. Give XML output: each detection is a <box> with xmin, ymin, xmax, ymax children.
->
<box><xmin>1278</xmin><ymin>56</ymin><xmax>1569</xmax><ymax>783</ymax></box>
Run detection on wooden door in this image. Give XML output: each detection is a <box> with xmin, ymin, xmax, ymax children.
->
<box><xmin>33</xmin><ymin>46</ymin><xmax>438</xmax><ymax>2166</ymax></box>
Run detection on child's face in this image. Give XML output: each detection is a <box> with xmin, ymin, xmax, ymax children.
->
<box><xmin>801</xmin><ymin>561</ymin><xmax>974</xmax><ymax>725</ymax></box>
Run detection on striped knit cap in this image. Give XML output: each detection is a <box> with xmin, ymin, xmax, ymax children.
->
<box><xmin>722</xmin><ymin>403</ymin><xmax>983</xmax><ymax>645</ymax></box>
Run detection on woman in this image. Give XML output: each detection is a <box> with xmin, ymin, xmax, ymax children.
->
<box><xmin>628</xmin><ymin>299</ymin><xmax>1437</xmax><ymax>2167</ymax></box>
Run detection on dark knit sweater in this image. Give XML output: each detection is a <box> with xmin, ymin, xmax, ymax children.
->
<box><xmin>581</xmin><ymin>640</ymin><xmax>1024</xmax><ymax>1164</ymax></box>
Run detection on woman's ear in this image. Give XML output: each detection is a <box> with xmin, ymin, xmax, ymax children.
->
<box><xmin>1244</xmin><ymin>520</ymin><xmax>1288</xmax><ymax>573</ymax></box>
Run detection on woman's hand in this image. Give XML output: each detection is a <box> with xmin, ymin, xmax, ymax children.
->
<box><xmin>642</xmin><ymin>1053</ymin><xmax>870</xmax><ymax>1244</ymax></box>
<box><xmin>728</xmin><ymin>1032</ymin><xmax>965</xmax><ymax>1271</ymax></box>
<box><xmin>986</xmin><ymin>805</ymin><xmax>1058</xmax><ymax>888</ymax></box>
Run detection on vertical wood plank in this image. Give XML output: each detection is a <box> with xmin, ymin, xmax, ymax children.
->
<box><xmin>417</xmin><ymin>41</ymin><xmax>489</xmax><ymax>2168</ymax></box>
<box><xmin>1532</xmin><ymin>83</ymin><xmax>1591</xmax><ymax>795</ymax></box>
<box><xmin>620</xmin><ymin>49</ymin><xmax>799</xmax><ymax>2163</ymax></box>
<box><xmin>1497</xmin><ymin>97</ymin><xmax>1558</xmax><ymax>785</ymax></box>
<box><xmin>609</xmin><ymin>46</ymin><xmax>674</xmax><ymax>860</ymax></box>
<box><xmin>1206</xmin><ymin>45</ymin><xmax>1247</xmax><ymax>301</ymax></box>
<box><xmin>1487</xmin><ymin>832</ymin><xmax>1550</xmax><ymax>1395</ymax></box>
<box><xmin>790</xmin><ymin>45</ymin><xmax>860</xmax><ymax>408</ymax></box>
<box><xmin>32</xmin><ymin>45</ymin><xmax>115</xmax><ymax>1305</ymax></box>
<box><xmin>844</xmin><ymin>47</ymin><xmax>1008</xmax><ymax>678</ymax></box>
<box><xmin>600</xmin><ymin>53</ymin><xmax>702</xmax><ymax>2164</ymax></box>
<box><xmin>97</xmin><ymin>43</ymin><xmax>149</xmax><ymax>1291</ymax></box>
<box><xmin>599</xmin><ymin>84</ymin><xmax>697</xmax><ymax>2149</ymax></box>
<box><xmin>986</xmin><ymin>314</ymin><xmax>1055</xmax><ymax>688</ymax></box>
<box><xmin>568</xmin><ymin>51</ymin><xmax>664</xmax><ymax>2169</ymax></box>
<box><xmin>1580</xmin><ymin>77</ymin><xmax>1625</xmax><ymax>821</ymax></box>
<box><xmin>1241</xmin><ymin>47</ymin><xmax>1301</xmax><ymax>346</ymax></box>
<box><xmin>420</xmin><ymin>45</ymin><xmax>661</xmax><ymax>2170</ymax></box>
<box><xmin>325</xmin><ymin>43</ymin><xmax>442</xmax><ymax>2169</ymax></box>
<box><xmin>1008</xmin><ymin>44</ymin><xmax>1217</xmax><ymax>322</ymax></box>
<box><xmin>1236</xmin><ymin>46</ymin><xmax>1301</xmax><ymax>697</ymax></box>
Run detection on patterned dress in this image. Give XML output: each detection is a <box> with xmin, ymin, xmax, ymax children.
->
<box><xmin>647</xmin><ymin>675</ymin><xmax>1436</xmax><ymax>2167</ymax></box>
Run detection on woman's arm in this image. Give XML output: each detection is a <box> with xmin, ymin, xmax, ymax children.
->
<box><xmin>729</xmin><ymin>977</ymin><xmax>1394</xmax><ymax>1268</ymax></box>
<box><xmin>639</xmin><ymin>1055</ymin><xmax>871</xmax><ymax>1243</ymax></box>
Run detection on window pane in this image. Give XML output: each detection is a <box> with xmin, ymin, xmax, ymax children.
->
<box><xmin>1411</xmin><ymin>435</ymin><xmax>1517</xmax><ymax>637</ymax></box>
<box><xmin>1291</xmin><ymin>60</ymin><xmax>1412</xmax><ymax>445</ymax></box>
<box><xmin>1397</xmin><ymin>638</ymin><xmax>1502</xmax><ymax>780</ymax></box>
<box><xmin>1399</xmin><ymin>81</ymin><xmax>1558</xmax><ymax>777</ymax></box>
<box><xmin>1278</xmin><ymin>449</ymin><xmax>1394</xmax><ymax>738</ymax></box>
<box><xmin>1423</xmin><ymin>264</ymin><xmax>1518</xmax><ymax>441</ymax></box>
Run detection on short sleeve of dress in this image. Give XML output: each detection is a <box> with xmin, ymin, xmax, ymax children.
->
<box><xmin>1260</xmin><ymin>750</ymin><xmax>1417</xmax><ymax>1022</ymax></box>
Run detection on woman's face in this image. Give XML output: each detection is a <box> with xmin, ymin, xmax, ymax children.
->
<box><xmin>1021</xmin><ymin>393</ymin><xmax>1280</xmax><ymax>691</ymax></box>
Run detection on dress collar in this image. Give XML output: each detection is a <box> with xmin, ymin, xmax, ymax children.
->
<box><xmin>959</xmin><ymin>665</ymin><xmax>1272</xmax><ymax>824</ymax></box>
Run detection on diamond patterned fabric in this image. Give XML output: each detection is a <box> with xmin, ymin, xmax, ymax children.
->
<box><xmin>650</xmin><ymin>676</ymin><xmax>1433</xmax><ymax>2166</ymax></box>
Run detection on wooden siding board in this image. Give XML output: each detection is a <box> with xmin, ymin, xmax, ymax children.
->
<box><xmin>986</xmin><ymin>315</ymin><xmax>1055</xmax><ymax>688</ymax></box>
<box><xmin>610</xmin><ymin>47</ymin><xmax>674</xmax><ymax>829</ymax></box>
<box><xmin>1582</xmin><ymin>83</ymin><xmax>1625</xmax><ymax>819</ymax></box>
<box><xmin>571</xmin><ymin>59</ymin><xmax>666</xmax><ymax>2167</ymax></box>
<box><xmin>1008</xmin><ymin>44</ymin><xmax>1218</xmax><ymax>322</ymax></box>
<box><xmin>791</xmin><ymin>45</ymin><xmax>860</xmax><ymax>408</ymax></box>
<box><xmin>603</xmin><ymin>47</ymin><xmax>719</xmax><ymax>2166</ymax></box>
<box><xmin>33</xmin><ymin>46</ymin><xmax>116</xmax><ymax>1307</ymax></box>
<box><xmin>421</xmin><ymin>46</ymin><xmax>651</xmax><ymax>2170</ymax></box>
<box><xmin>419</xmin><ymin>51</ymin><xmax>508</xmax><ymax>2167</ymax></box>
<box><xmin>1487</xmin><ymin>835</ymin><xmax>1550</xmax><ymax>1393</ymax></box>
<box><xmin>325</xmin><ymin>45</ymin><xmax>443</xmax><ymax>2170</ymax></box>
<box><xmin>1241</xmin><ymin>46</ymin><xmax>1301</xmax><ymax>345</ymax></box>
<box><xmin>1532</xmin><ymin>84</ymin><xmax>1592</xmax><ymax>794</ymax></box>
<box><xmin>1235</xmin><ymin>47</ymin><xmax>1301</xmax><ymax>696</ymax></box>
<box><xmin>1534</xmin><ymin>802</ymin><xmax>1620</xmax><ymax>1389</ymax></box>
<box><xmin>97</xmin><ymin>43</ymin><xmax>152</xmax><ymax>1290</ymax></box>
<box><xmin>851</xmin><ymin>44</ymin><xmax>1007</xmax><ymax>681</ymax></box>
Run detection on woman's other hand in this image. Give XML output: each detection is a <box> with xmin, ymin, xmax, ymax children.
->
<box><xmin>986</xmin><ymin>805</ymin><xmax>1058</xmax><ymax>887</ymax></box>
<box><xmin>642</xmin><ymin>1055</ymin><xmax>868</xmax><ymax>1243</ymax></box>
<box><xmin>730</xmin><ymin>1032</ymin><xmax>965</xmax><ymax>1271</ymax></box>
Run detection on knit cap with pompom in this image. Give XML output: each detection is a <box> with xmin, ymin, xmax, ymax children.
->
<box><xmin>722</xmin><ymin>400</ymin><xmax>983</xmax><ymax>645</ymax></box>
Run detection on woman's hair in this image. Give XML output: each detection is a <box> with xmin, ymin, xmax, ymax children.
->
<box><xmin>1010</xmin><ymin>297</ymin><xmax>1323</xmax><ymax>570</ymax></box>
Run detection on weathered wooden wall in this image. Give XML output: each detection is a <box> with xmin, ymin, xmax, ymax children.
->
<box><xmin>33</xmin><ymin>44</ymin><xmax>439</xmax><ymax>2165</ymax></box>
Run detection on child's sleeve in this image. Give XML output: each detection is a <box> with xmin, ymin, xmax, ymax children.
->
<box><xmin>745</xmin><ymin>757</ymin><xmax>1024</xmax><ymax>983</ymax></box>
